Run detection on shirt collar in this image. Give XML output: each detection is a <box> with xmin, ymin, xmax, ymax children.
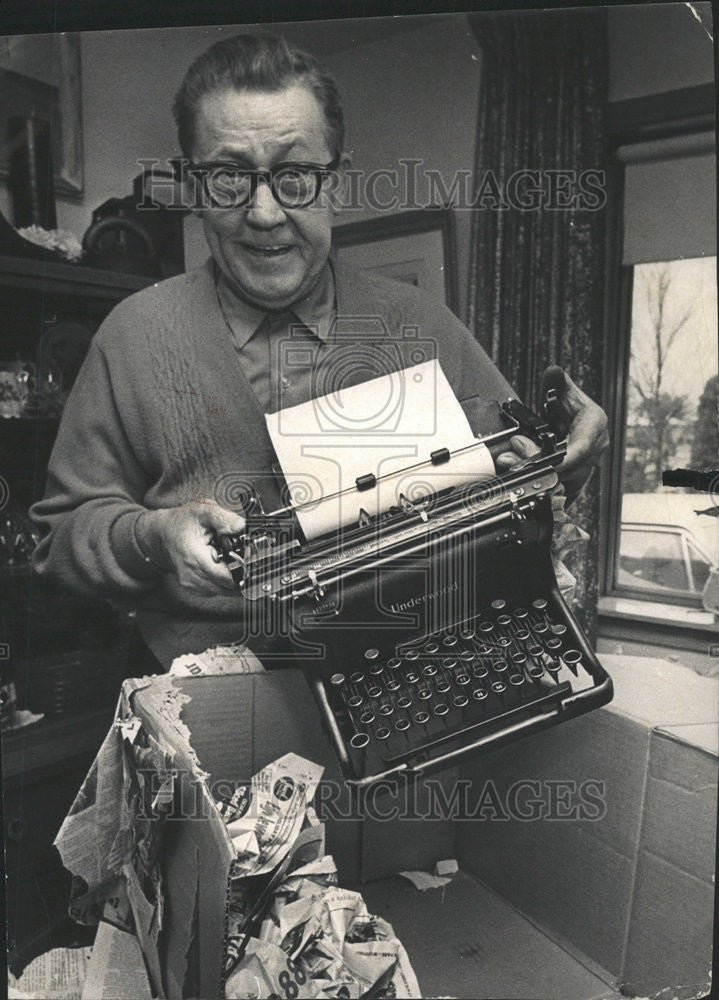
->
<box><xmin>215</xmin><ymin>260</ymin><xmax>336</xmax><ymax>349</ymax></box>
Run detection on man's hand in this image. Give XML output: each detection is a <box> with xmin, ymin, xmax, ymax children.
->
<box><xmin>496</xmin><ymin>367</ymin><xmax>609</xmax><ymax>500</ymax></box>
<box><xmin>137</xmin><ymin>501</ymin><xmax>245</xmax><ymax>595</ymax></box>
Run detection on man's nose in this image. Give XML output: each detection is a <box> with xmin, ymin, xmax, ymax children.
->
<box><xmin>245</xmin><ymin>178</ymin><xmax>287</xmax><ymax>227</ymax></box>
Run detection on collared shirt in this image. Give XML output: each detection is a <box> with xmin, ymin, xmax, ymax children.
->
<box><xmin>215</xmin><ymin>261</ymin><xmax>336</xmax><ymax>413</ymax></box>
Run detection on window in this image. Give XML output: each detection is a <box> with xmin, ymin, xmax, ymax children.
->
<box><xmin>603</xmin><ymin>126</ymin><xmax>718</xmax><ymax>615</ymax></box>
<box><xmin>614</xmin><ymin>256</ymin><xmax>718</xmax><ymax>605</ymax></box>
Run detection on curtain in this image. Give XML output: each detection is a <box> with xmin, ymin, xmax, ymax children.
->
<box><xmin>466</xmin><ymin>8</ymin><xmax>609</xmax><ymax>642</ymax></box>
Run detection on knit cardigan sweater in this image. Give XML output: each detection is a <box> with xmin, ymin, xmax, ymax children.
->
<box><xmin>31</xmin><ymin>258</ymin><xmax>514</xmax><ymax>667</ymax></box>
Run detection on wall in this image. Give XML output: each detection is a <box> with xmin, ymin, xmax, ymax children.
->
<box><xmin>608</xmin><ymin>2</ymin><xmax>715</xmax><ymax>101</ymax></box>
<box><xmin>0</xmin><ymin>16</ymin><xmax>482</xmax><ymax>323</ymax></box>
<box><xmin>1</xmin><ymin>6</ymin><xmax>714</xmax><ymax>322</ymax></box>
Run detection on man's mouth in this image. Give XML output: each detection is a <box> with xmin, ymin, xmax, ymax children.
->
<box><xmin>242</xmin><ymin>244</ymin><xmax>294</xmax><ymax>258</ymax></box>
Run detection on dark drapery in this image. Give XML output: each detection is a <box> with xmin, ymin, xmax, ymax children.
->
<box><xmin>466</xmin><ymin>9</ymin><xmax>609</xmax><ymax>641</ymax></box>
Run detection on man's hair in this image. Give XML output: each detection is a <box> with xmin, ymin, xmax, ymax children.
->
<box><xmin>173</xmin><ymin>32</ymin><xmax>345</xmax><ymax>160</ymax></box>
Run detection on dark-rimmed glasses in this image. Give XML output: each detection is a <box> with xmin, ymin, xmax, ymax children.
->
<box><xmin>188</xmin><ymin>157</ymin><xmax>340</xmax><ymax>209</ymax></box>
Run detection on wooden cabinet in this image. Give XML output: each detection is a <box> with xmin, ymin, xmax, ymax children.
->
<box><xmin>0</xmin><ymin>251</ymin><xmax>154</xmax><ymax>972</ymax></box>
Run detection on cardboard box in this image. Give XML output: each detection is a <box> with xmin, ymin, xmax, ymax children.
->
<box><xmin>90</xmin><ymin>654</ymin><xmax>715</xmax><ymax>999</ymax></box>
<box><xmin>456</xmin><ymin>653</ymin><xmax>718</xmax><ymax>998</ymax></box>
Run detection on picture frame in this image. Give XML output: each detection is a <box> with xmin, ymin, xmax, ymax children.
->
<box><xmin>0</xmin><ymin>32</ymin><xmax>84</xmax><ymax>198</ymax></box>
<box><xmin>332</xmin><ymin>207</ymin><xmax>459</xmax><ymax>315</ymax></box>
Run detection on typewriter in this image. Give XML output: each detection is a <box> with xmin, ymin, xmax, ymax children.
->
<box><xmin>215</xmin><ymin>375</ymin><xmax>613</xmax><ymax>787</ymax></box>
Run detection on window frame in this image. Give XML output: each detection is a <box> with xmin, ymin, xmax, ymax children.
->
<box><xmin>598</xmin><ymin>84</ymin><xmax>717</xmax><ymax>635</ymax></box>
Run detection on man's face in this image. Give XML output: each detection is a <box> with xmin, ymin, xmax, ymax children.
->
<box><xmin>192</xmin><ymin>84</ymin><xmax>340</xmax><ymax>310</ymax></box>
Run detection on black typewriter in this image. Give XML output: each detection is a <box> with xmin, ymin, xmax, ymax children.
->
<box><xmin>214</xmin><ymin>375</ymin><xmax>613</xmax><ymax>787</ymax></box>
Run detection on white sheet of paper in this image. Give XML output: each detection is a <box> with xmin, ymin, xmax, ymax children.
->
<box><xmin>265</xmin><ymin>360</ymin><xmax>495</xmax><ymax>539</ymax></box>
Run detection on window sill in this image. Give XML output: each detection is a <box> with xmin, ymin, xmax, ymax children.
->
<box><xmin>598</xmin><ymin>595</ymin><xmax>715</xmax><ymax>632</ymax></box>
<box><xmin>597</xmin><ymin>596</ymin><xmax>718</xmax><ymax>674</ymax></box>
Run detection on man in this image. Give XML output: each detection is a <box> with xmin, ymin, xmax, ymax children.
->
<box><xmin>31</xmin><ymin>33</ymin><xmax>608</xmax><ymax>669</ymax></box>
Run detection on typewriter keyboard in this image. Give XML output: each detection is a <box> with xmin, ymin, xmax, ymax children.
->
<box><xmin>324</xmin><ymin>596</ymin><xmax>596</xmax><ymax>774</ymax></box>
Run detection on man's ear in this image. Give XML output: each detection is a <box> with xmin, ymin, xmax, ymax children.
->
<box><xmin>328</xmin><ymin>151</ymin><xmax>352</xmax><ymax>216</ymax></box>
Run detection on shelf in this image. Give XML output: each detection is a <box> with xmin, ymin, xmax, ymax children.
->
<box><xmin>1</xmin><ymin>707</ymin><xmax>114</xmax><ymax>787</ymax></box>
<box><xmin>0</xmin><ymin>254</ymin><xmax>156</xmax><ymax>300</ymax></box>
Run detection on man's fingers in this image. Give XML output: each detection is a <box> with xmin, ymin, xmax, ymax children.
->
<box><xmin>496</xmin><ymin>434</ymin><xmax>541</xmax><ymax>469</ymax></box>
<box><xmin>192</xmin><ymin>546</ymin><xmax>238</xmax><ymax>590</ymax></box>
<box><xmin>194</xmin><ymin>500</ymin><xmax>246</xmax><ymax>535</ymax></box>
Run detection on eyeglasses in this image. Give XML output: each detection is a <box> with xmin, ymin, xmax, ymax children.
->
<box><xmin>188</xmin><ymin>157</ymin><xmax>340</xmax><ymax>209</ymax></box>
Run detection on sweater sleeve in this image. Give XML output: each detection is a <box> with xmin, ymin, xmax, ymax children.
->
<box><xmin>30</xmin><ymin>336</ymin><xmax>163</xmax><ymax>599</ymax></box>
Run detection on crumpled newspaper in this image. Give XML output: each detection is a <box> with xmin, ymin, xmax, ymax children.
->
<box><xmin>217</xmin><ymin>754</ymin><xmax>421</xmax><ymax>999</ymax></box>
<box><xmin>226</xmin><ymin>870</ymin><xmax>420</xmax><ymax>999</ymax></box>
<box><xmin>218</xmin><ymin>752</ymin><xmax>324</xmax><ymax>877</ymax></box>
<box><xmin>551</xmin><ymin>489</ymin><xmax>590</xmax><ymax>603</ymax></box>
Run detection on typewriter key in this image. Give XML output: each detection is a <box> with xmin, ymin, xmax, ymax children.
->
<box><xmin>395</xmin><ymin>717</ymin><xmax>411</xmax><ymax>732</ymax></box>
<box><xmin>492</xmin><ymin>658</ymin><xmax>508</xmax><ymax>674</ymax></box>
<box><xmin>397</xmin><ymin>694</ymin><xmax>413</xmax><ymax>710</ymax></box>
<box><xmin>360</xmin><ymin>709</ymin><xmax>375</xmax><ymax>725</ymax></box>
<box><xmin>414</xmin><ymin>711</ymin><xmax>430</xmax><ymax>725</ymax></box>
<box><xmin>350</xmin><ymin>733</ymin><xmax>370</xmax><ymax>749</ymax></box>
<box><xmin>497</xmin><ymin>614</ymin><xmax>512</xmax><ymax>627</ymax></box>
<box><xmin>424</xmin><ymin>640</ymin><xmax>439</xmax><ymax>654</ymax></box>
<box><xmin>368</xmin><ymin>662</ymin><xmax>384</xmax><ymax>676</ymax></box>
<box><xmin>491</xmin><ymin>680</ymin><xmax>507</xmax><ymax>695</ymax></box>
<box><xmin>443</xmin><ymin>634</ymin><xmax>458</xmax><ymax>647</ymax></box>
<box><xmin>442</xmin><ymin>657</ymin><xmax>458</xmax><ymax>670</ymax></box>
<box><xmin>551</xmin><ymin>623</ymin><xmax>568</xmax><ymax>636</ymax></box>
<box><xmin>378</xmin><ymin>702</ymin><xmax>394</xmax><ymax>717</ymax></box>
<box><xmin>387</xmin><ymin>657</ymin><xmax>402</xmax><ymax>671</ymax></box>
<box><xmin>350</xmin><ymin>671</ymin><xmax>364</xmax><ymax>684</ymax></box>
<box><xmin>453</xmin><ymin>694</ymin><xmax>469</xmax><ymax>708</ymax></box>
<box><xmin>330</xmin><ymin>673</ymin><xmax>345</xmax><ymax>686</ymax></box>
<box><xmin>366</xmin><ymin>684</ymin><xmax>382</xmax><ymax>699</ymax></box>
<box><xmin>386</xmin><ymin>678</ymin><xmax>401</xmax><ymax>693</ymax></box>
<box><xmin>405</xmin><ymin>648</ymin><xmax>420</xmax><ymax>661</ymax></box>
<box><xmin>475</xmin><ymin>643</ymin><xmax>492</xmax><ymax>657</ymax></box>
<box><xmin>512</xmin><ymin>652</ymin><xmax>527</xmax><ymax>667</ymax></box>
<box><xmin>545</xmin><ymin>637</ymin><xmax>563</xmax><ymax>652</ymax></box>
<box><xmin>423</xmin><ymin>663</ymin><xmax>439</xmax><ymax>677</ymax></box>
<box><xmin>491</xmin><ymin>599</ymin><xmax>506</xmax><ymax>610</ymax></box>
<box><xmin>497</xmin><ymin>637</ymin><xmax>512</xmax><ymax>648</ymax></box>
<box><xmin>455</xmin><ymin>672</ymin><xmax>470</xmax><ymax>686</ymax></box>
<box><xmin>509</xmin><ymin>672</ymin><xmax>525</xmax><ymax>688</ymax></box>
<box><xmin>434</xmin><ymin>703</ymin><xmax>449</xmax><ymax>716</ymax></box>
<box><xmin>375</xmin><ymin>727</ymin><xmax>391</xmax><ymax>740</ymax></box>
<box><xmin>459</xmin><ymin>625</ymin><xmax>476</xmax><ymax>641</ymax></box>
<box><xmin>364</xmin><ymin>648</ymin><xmax>380</xmax><ymax>660</ymax></box>
<box><xmin>417</xmin><ymin>686</ymin><xmax>433</xmax><ymax>701</ymax></box>
<box><xmin>344</xmin><ymin>689</ymin><xmax>364</xmax><ymax>708</ymax></box>
<box><xmin>532</xmin><ymin>598</ymin><xmax>548</xmax><ymax>612</ymax></box>
<box><xmin>533</xmin><ymin>621</ymin><xmax>549</xmax><ymax>634</ymax></box>
<box><xmin>514</xmin><ymin>607</ymin><xmax>529</xmax><ymax>619</ymax></box>
<box><xmin>403</xmin><ymin>669</ymin><xmax>420</xmax><ymax>685</ymax></box>
<box><xmin>472</xmin><ymin>687</ymin><xmax>488</xmax><ymax>701</ymax></box>
<box><xmin>435</xmin><ymin>678</ymin><xmax>451</xmax><ymax>694</ymax></box>
<box><xmin>460</xmin><ymin>650</ymin><xmax>477</xmax><ymax>663</ymax></box>
<box><xmin>562</xmin><ymin>649</ymin><xmax>582</xmax><ymax>676</ymax></box>
<box><xmin>479</xmin><ymin>621</ymin><xmax>495</xmax><ymax>634</ymax></box>
<box><xmin>472</xmin><ymin>664</ymin><xmax>489</xmax><ymax>680</ymax></box>
<box><xmin>515</xmin><ymin>627</ymin><xmax>530</xmax><ymax>642</ymax></box>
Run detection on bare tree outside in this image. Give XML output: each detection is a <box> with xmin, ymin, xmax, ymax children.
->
<box><xmin>622</xmin><ymin>260</ymin><xmax>715</xmax><ymax>493</ymax></box>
